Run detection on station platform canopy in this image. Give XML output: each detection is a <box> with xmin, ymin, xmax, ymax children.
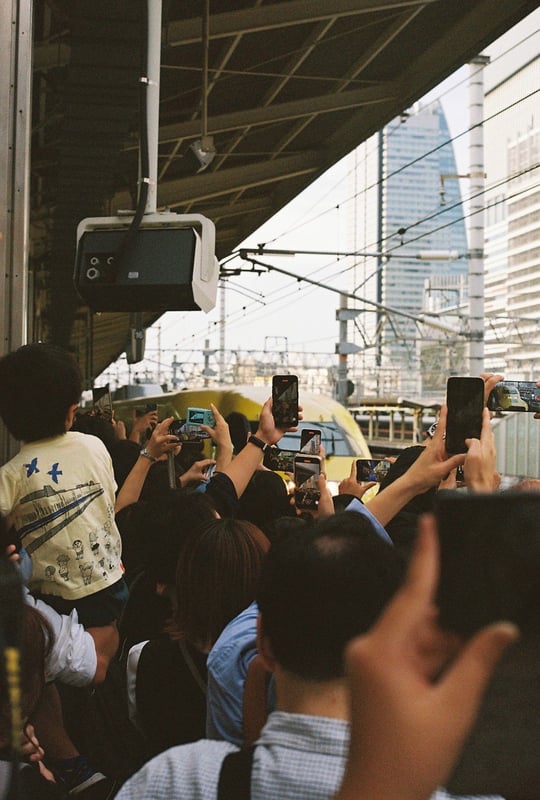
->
<box><xmin>29</xmin><ymin>0</ymin><xmax>537</xmax><ymax>384</ymax></box>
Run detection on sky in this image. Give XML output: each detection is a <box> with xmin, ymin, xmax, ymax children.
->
<box><xmin>101</xmin><ymin>9</ymin><xmax>538</xmax><ymax>390</ymax></box>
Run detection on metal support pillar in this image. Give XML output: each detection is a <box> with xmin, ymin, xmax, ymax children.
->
<box><xmin>337</xmin><ymin>294</ymin><xmax>349</xmax><ymax>404</ymax></box>
<box><xmin>144</xmin><ymin>0</ymin><xmax>162</xmax><ymax>214</ymax></box>
<box><xmin>0</xmin><ymin>0</ymin><xmax>33</xmax><ymax>463</ymax></box>
<box><xmin>468</xmin><ymin>55</ymin><xmax>489</xmax><ymax>376</ymax></box>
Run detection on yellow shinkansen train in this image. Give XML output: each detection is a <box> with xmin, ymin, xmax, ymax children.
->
<box><xmin>113</xmin><ymin>384</ymin><xmax>372</xmax><ymax>487</ymax></box>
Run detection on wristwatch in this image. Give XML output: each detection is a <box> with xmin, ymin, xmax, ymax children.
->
<box><xmin>247</xmin><ymin>434</ymin><xmax>269</xmax><ymax>452</ymax></box>
<box><xmin>140</xmin><ymin>446</ymin><xmax>158</xmax><ymax>462</ymax></box>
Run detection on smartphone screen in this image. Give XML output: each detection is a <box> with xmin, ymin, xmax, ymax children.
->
<box><xmin>434</xmin><ymin>491</ymin><xmax>540</xmax><ymax>799</ymax></box>
<box><xmin>169</xmin><ymin>419</ymin><xmax>211</xmax><ymax>441</ymax></box>
<box><xmin>355</xmin><ymin>458</ymin><xmax>379</xmax><ymax>482</ymax></box>
<box><xmin>294</xmin><ymin>455</ymin><xmax>321</xmax><ymax>510</ymax></box>
<box><xmin>300</xmin><ymin>428</ymin><xmax>321</xmax><ymax>455</ymax></box>
<box><xmin>263</xmin><ymin>447</ymin><xmax>296</xmax><ymax>473</ymax></box>
<box><xmin>187</xmin><ymin>407</ymin><xmax>216</xmax><ymax>427</ymax></box>
<box><xmin>272</xmin><ymin>375</ymin><xmax>299</xmax><ymax>427</ymax></box>
<box><xmin>487</xmin><ymin>380</ymin><xmax>540</xmax><ymax>413</ymax></box>
<box><xmin>445</xmin><ymin>376</ymin><xmax>484</xmax><ymax>454</ymax></box>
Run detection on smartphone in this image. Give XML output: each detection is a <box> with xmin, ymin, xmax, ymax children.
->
<box><xmin>169</xmin><ymin>418</ymin><xmax>211</xmax><ymax>441</ymax></box>
<box><xmin>434</xmin><ymin>491</ymin><xmax>540</xmax><ymax>799</ymax></box>
<box><xmin>263</xmin><ymin>447</ymin><xmax>296</xmax><ymax>473</ymax></box>
<box><xmin>445</xmin><ymin>376</ymin><xmax>484</xmax><ymax>454</ymax></box>
<box><xmin>186</xmin><ymin>407</ymin><xmax>215</xmax><ymax>427</ymax></box>
<box><xmin>294</xmin><ymin>455</ymin><xmax>321</xmax><ymax>510</ymax></box>
<box><xmin>272</xmin><ymin>375</ymin><xmax>299</xmax><ymax>427</ymax></box>
<box><xmin>374</xmin><ymin>459</ymin><xmax>392</xmax><ymax>481</ymax></box>
<box><xmin>355</xmin><ymin>458</ymin><xmax>379</xmax><ymax>483</ymax></box>
<box><xmin>300</xmin><ymin>428</ymin><xmax>321</xmax><ymax>455</ymax></box>
<box><xmin>487</xmin><ymin>380</ymin><xmax>540</xmax><ymax>413</ymax></box>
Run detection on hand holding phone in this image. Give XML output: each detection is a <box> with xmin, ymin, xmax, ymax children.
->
<box><xmin>263</xmin><ymin>447</ymin><xmax>296</xmax><ymax>473</ymax></box>
<box><xmin>445</xmin><ymin>377</ymin><xmax>485</xmax><ymax>454</ymax></box>
<box><xmin>355</xmin><ymin>459</ymin><xmax>379</xmax><ymax>483</ymax></box>
<box><xmin>294</xmin><ymin>455</ymin><xmax>321</xmax><ymax>510</ymax></box>
<box><xmin>487</xmin><ymin>380</ymin><xmax>540</xmax><ymax>413</ymax></box>
<box><xmin>272</xmin><ymin>375</ymin><xmax>299</xmax><ymax>427</ymax></box>
<box><xmin>300</xmin><ymin>428</ymin><xmax>321</xmax><ymax>455</ymax></box>
<box><xmin>169</xmin><ymin>418</ymin><xmax>211</xmax><ymax>442</ymax></box>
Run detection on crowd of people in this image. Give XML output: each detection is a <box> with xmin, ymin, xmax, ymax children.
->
<box><xmin>0</xmin><ymin>342</ymin><xmax>538</xmax><ymax>800</ymax></box>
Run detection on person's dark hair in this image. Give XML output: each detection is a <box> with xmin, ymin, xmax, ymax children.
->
<box><xmin>131</xmin><ymin>489</ymin><xmax>218</xmax><ymax>584</ymax></box>
<box><xmin>71</xmin><ymin>411</ymin><xmax>117</xmax><ymax>452</ymax></box>
<box><xmin>174</xmin><ymin>518</ymin><xmax>270</xmax><ymax>651</ymax></box>
<box><xmin>237</xmin><ymin>470</ymin><xmax>295</xmax><ymax>535</ymax></box>
<box><xmin>0</xmin><ymin>343</ymin><xmax>82</xmax><ymax>441</ymax></box>
<box><xmin>225</xmin><ymin>412</ymin><xmax>251</xmax><ymax>455</ymax></box>
<box><xmin>261</xmin><ymin>513</ymin><xmax>309</xmax><ymax>547</ymax></box>
<box><xmin>257</xmin><ymin>511</ymin><xmax>405</xmax><ymax>681</ymax></box>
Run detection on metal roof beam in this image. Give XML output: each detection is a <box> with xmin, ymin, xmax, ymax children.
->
<box><xmin>154</xmin><ymin>83</ymin><xmax>396</xmax><ymax>146</ymax></box>
<box><xmin>166</xmin><ymin>0</ymin><xmax>441</xmax><ymax>45</ymax></box>
<box><xmin>112</xmin><ymin>151</ymin><xmax>319</xmax><ymax>210</ymax></box>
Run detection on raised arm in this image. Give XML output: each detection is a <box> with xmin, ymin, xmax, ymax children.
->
<box><xmin>219</xmin><ymin>397</ymin><xmax>301</xmax><ymax>499</ymax></box>
<box><xmin>200</xmin><ymin>403</ymin><xmax>234</xmax><ymax>472</ymax></box>
<box><xmin>114</xmin><ymin>417</ymin><xmax>180</xmax><ymax>513</ymax></box>
<box><xmin>128</xmin><ymin>407</ymin><xmax>159</xmax><ymax>444</ymax></box>
<box><xmin>365</xmin><ymin>406</ymin><xmax>465</xmax><ymax>527</ymax></box>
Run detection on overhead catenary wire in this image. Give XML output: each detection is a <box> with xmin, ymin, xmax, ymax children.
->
<box><xmin>170</xmin><ymin>170</ymin><xmax>538</xmax><ymax>351</ymax></box>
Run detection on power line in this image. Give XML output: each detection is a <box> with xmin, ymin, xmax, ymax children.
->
<box><xmin>262</xmin><ymin>84</ymin><xmax>538</xmax><ymax>251</ymax></box>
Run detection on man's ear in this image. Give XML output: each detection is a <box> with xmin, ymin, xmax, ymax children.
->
<box><xmin>65</xmin><ymin>403</ymin><xmax>79</xmax><ymax>431</ymax></box>
<box><xmin>256</xmin><ymin>613</ymin><xmax>276</xmax><ymax>672</ymax></box>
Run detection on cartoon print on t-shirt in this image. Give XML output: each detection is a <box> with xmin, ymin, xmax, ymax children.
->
<box><xmin>56</xmin><ymin>553</ymin><xmax>70</xmax><ymax>581</ymax></box>
<box><xmin>88</xmin><ymin>530</ymin><xmax>100</xmax><ymax>555</ymax></box>
<box><xmin>71</xmin><ymin>539</ymin><xmax>84</xmax><ymax>559</ymax></box>
<box><xmin>79</xmin><ymin>562</ymin><xmax>94</xmax><ymax>586</ymax></box>
<box><xmin>44</xmin><ymin>565</ymin><xmax>56</xmax><ymax>582</ymax></box>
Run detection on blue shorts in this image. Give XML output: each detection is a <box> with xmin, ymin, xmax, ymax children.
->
<box><xmin>36</xmin><ymin>577</ymin><xmax>129</xmax><ymax>628</ymax></box>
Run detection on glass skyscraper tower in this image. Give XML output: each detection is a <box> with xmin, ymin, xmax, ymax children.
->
<box><xmin>348</xmin><ymin>100</ymin><xmax>468</xmax><ymax>396</ymax></box>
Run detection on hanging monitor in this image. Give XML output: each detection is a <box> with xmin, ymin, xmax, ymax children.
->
<box><xmin>74</xmin><ymin>212</ymin><xmax>218</xmax><ymax>313</ymax></box>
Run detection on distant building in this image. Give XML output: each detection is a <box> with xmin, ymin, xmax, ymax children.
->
<box><xmin>346</xmin><ymin>101</ymin><xmax>468</xmax><ymax>396</ymax></box>
<box><xmin>483</xmin><ymin>26</ymin><xmax>540</xmax><ymax>379</ymax></box>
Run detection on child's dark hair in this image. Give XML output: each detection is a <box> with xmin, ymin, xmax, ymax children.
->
<box><xmin>0</xmin><ymin>343</ymin><xmax>82</xmax><ymax>441</ymax></box>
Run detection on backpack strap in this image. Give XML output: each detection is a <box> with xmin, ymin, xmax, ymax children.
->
<box><xmin>217</xmin><ymin>747</ymin><xmax>255</xmax><ymax>800</ymax></box>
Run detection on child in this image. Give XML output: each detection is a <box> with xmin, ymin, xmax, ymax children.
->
<box><xmin>0</xmin><ymin>343</ymin><xmax>127</xmax><ymax>657</ymax></box>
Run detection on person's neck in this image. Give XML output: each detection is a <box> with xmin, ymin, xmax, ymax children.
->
<box><xmin>273</xmin><ymin>667</ymin><xmax>350</xmax><ymax>721</ymax></box>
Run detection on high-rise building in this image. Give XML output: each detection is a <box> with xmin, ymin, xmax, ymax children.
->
<box><xmin>347</xmin><ymin>101</ymin><xmax>468</xmax><ymax>396</ymax></box>
<box><xmin>483</xmin><ymin>17</ymin><xmax>540</xmax><ymax>379</ymax></box>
